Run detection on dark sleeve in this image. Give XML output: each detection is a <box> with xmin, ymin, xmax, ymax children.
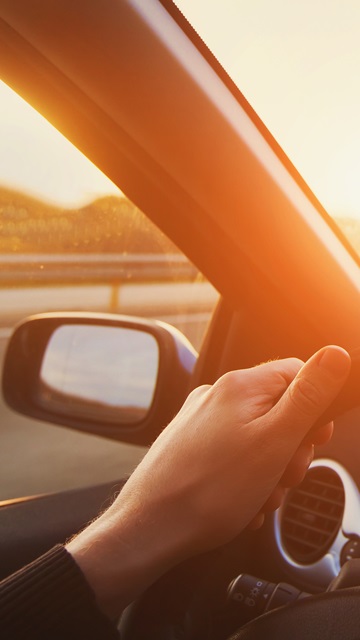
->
<box><xmin>0</xmin><ymin>544</ymin><xmax>120</xmax><ymax>639</ymax></box>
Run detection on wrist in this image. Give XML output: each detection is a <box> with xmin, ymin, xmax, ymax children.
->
<box><xmin>66</xmin><ymin>497</ymin><xmax>184</xmax><ymax>619</ymax></box>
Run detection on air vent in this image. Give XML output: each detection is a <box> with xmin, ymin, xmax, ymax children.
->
<box><xmin>281</xmin><ymin>466</ymin><xmax>345</xmax><ymax>564</ymax></box>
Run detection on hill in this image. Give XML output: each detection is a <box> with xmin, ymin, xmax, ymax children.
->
<box><xmin>1</xmin><ymin>186</ymin><xmax>360</xmax><ymax>258</ymax></box>
<box><xmin>0</xmin><ymin>186</ymin><xmax>178</xmax><ymax>254</ymax></box>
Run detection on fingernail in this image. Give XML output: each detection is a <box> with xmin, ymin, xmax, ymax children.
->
<box><xmin>317</xmin><ymin>347</ymin><xmax>351</xmax><ymax>378</ymax></box>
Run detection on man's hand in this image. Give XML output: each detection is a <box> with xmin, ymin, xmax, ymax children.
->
<box><xmin>67</xmin><ymin>345</ymin><xmax>350</xmax><ymax>618</ymax></box>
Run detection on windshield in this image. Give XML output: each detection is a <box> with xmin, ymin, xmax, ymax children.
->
<box><xmin>175</xmin><ymin>0</ymin><xmax>360</xmax><ymax>255</ymax></box>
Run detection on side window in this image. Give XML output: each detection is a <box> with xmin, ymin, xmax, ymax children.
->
<box><xmin>0</xmin><ymin>81</ymin><xmax>219</xmax><ymax>500</ymax></box>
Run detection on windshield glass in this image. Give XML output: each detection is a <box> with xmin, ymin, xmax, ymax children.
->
<box><xmin>175</xmin><ymin>0</ymin><xmax>360</xmax><ymax>255</ymax></box>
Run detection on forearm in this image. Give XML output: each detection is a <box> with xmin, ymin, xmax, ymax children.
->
<box><xmin>0</xmin><ymin>545</ymin><xmax>119</xmax><ymax>640</ymax></box>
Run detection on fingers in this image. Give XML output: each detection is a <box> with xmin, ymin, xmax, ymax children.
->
<box><xmin>244</xmin><ymin>348</ymin><xmax>343</xmax><ymax>532</ymax></box>
<box><xmin>280</xmin><ymin>443</ymin><xmax>314</xmax><ymax>487</ymax></box>
<box><xmin>174</xmin><ymin>384</ymin><xmax>210</xmax><ymax>418</ymax></box>
<box><xmin>304</xmin><ymin>421</ymin><xmax>334</xmax><ymax>446</ymax></box>
<box><xmin>208</xmin><ymin>357</ymin><xmax>304</xmax><ymax>427</ymax></box>
<box><xmin>269</xmin><ymin>346</ymin><xmax>350</xmax><ymax>444</ymax></box>
<box><xmin>247</xmin><ymin>445</ymin><xmax>314</xmax><ymax>530</ymax></box>
<box><xmin>247</xmin><ymin>487</ymin><xmax>286</xmax><ymax>530</ymax></box>
<box><xmin>247</xmin><ymin>512</ymin><xmax>265</xmax><ymax>530</ymax></box>
<box><xmin>248</xmin><ymin>423</ymin><xmax>333</xmax><ymax>530</ymax></box>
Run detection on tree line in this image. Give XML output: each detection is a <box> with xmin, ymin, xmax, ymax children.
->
<box><xmin>1</xmin><ymin>185</ymin><xmax>359</xmax><ymax>258</ymax></box>
<box><xmin>0</xmin><ymin>187</ymin><xmax>178</xmax><ymax>254</ymax></box>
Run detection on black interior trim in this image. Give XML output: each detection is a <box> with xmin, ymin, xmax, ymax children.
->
<box><xmin>0</xmin><ymin>480</ymin><xmax>125</xmax><ymax>581</ymax></box>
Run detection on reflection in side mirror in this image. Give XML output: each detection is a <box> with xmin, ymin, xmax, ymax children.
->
<box><xmin>3</xmin><ymin>312</ymin><xmax>197</xmax><ymax>444</ymax></box>
<box><xmin>39</xmin><ymin>325</ymin><xmax>159</xmax><ymax>425</ymax></box>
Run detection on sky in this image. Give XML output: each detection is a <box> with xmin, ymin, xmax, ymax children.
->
<box><xmin>0</xmin><ymin>80</ymin><xmax>121</xmax><ymax>208</ymax></box>
<box><xmin>175</xmin><ymin>0</ymin><xmax>360</xmax><ymax>220</ymax></box>
<box><xmin>1</xmin><ymin>1</ymin><xmax>360</xmax><ymax>217</ymax></box>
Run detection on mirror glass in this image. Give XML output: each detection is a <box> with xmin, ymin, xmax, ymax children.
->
<box><xmin>38</xmin><ymin>324</ymin><xmax>159</xmax><ymax>424</ymax></box>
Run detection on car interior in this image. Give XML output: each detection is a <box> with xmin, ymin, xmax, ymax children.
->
<box><xmin>2</xmin><ymin>0</ymin><xmax>360</xmax><ymax>638</ymax></box>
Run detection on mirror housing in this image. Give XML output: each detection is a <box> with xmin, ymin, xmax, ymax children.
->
<box><xmin>2</xmin><ymin>312</ymin><xmax>197</xmax><ymax>445</ymax></box>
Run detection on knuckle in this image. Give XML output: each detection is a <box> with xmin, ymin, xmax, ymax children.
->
<box><xmin>176</xmin><ymin>384</ymin><xmax>210</xmax><ymax>415</ymax></box>
<box><xmin>190</xmin><ymin>384</ymin><xmax>210</xmax><ymax>398</ymax></box>
<box><xmin>289</xmin><ymin>375</ymin><xmax>323</xmax><ymax>416</ymax></box>
<box><xmin>287</xmin><ymin>357</ymin><xmax>305</xmax><ymax>373</ymax></box>
<box><xmin>212</xmin><ymin>370</ymin><xmax>241</xmax><ymax>398</ymax></box>
<box><xmin>273</xmin><ymin>358</ymin><xmax>304</xmax><ymax>389</ymax></box>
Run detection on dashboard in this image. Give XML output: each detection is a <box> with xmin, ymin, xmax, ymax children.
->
<box><xmin>272</xmin><ymin>408</ymin><xmax>360</xmax><ymax>592</ymax></box>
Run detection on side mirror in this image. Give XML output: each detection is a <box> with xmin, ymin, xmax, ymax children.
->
<box><xmin>2</xmin><ymin>312</ymin><xmax>197</xmax><ymax>445</ymax></box>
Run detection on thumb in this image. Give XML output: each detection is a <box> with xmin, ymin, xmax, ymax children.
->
<box><xmin>270</xmin><ymin>345</ymin><xmax>351</xmax><ymax>442</ymax></box>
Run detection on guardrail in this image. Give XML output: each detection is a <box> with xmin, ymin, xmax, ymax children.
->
<box><xmin>0</xmin><ymin>253</ymin><xmax>198</xmax><ymax>284</ymax></box>
<box><xmin>0</xmin><ymin>254</ymin><xmax>219</xmax><ymax>349</ymax></box>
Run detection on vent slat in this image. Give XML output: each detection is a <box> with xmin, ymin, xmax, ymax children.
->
<box><xmin>286</xmin><ymin>503</ymin><xmax>340</xmax><ymax>523</ymax></box>
<box><xmin>280</xmin><ymin>532</ymin><xmax>322</xmax><ymax>551</ymax></box>
<box><xmin>294</xmin><ymin>489</ymin><xmax>344</xmax><ymax>507</ymax></box>
<box><xmin>282</xmin><ymin>516</ymin><xmax>332</xmax><ymax>537</ymax></box>
<box><xmin>281</xmin><ymin>466</ymin><xmax>344</xmax><ymax>564</ymax></box>
<box><xmin>310</xmin><ymin>478</ymin><xmax>344</xmax><ymax>491</ymax></box>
